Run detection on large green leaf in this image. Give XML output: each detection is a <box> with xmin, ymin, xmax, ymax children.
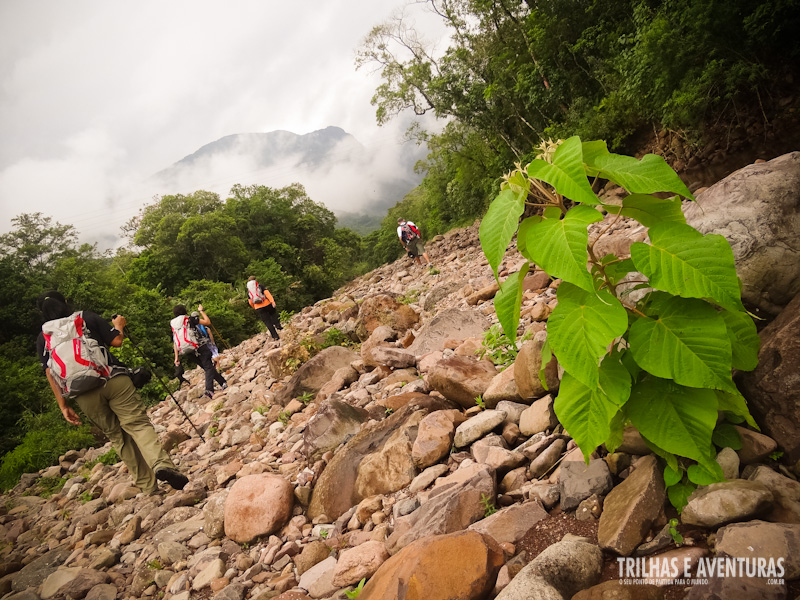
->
<box><xmin>523</xmin><ymin>205</ymin><xmax>602</xmax><ymax>291</ymax></box>
<box><xmin>479</xmin><ymin>188</ymin><xmax>525</xmax><ymax>278</ymax></box>
<box><xmin>516</xmin><ymin>216</ymin><xmax>541</xmax><ymax>263</ymax></box>
<box><xmin>716</xmin><ymin>390</ymin><xmax>758</xmax><ymax>429</ymax></box>
<box><xmin>548</xmin><ymin>283</ymin><xmax>628</xmax><ymax>388</ymax></box>
<box><xmin>668</xmin><ymin>481</ymin><xmax>696</xmax><ymax>513</ymax></box>
<box><xmin>629</xmin><ymin>293</ymin><xmax>737</xmax><ymax>394</ymax></box>
<box><xmin>631</xmin><ymin>222</ymin><xmax>744</xmax><ymax>312</ymax></box>
<box><xmin>720</xmin><ymin>309</ymin><xmax>760</xmax><ymax>371</ymax></box>
<box><xmin>604</xmin><ymin>194</ymin><xmax>687</xmax><ymax>228</ymax></box>
<box><xmin>712</xmin><ymin>422</ymin><xmax>743</xmax><ymax>450</ymax></box>
<box><xmin>494</xmin><ymin>263</ymin><xmax>530</xmax><ymax>344</ymax></box>
<box><xmin>627</xmin><ymin>376</ymin><xmax>719</xmax><ymax>465</ymax></box>
<box><xmin>585</xmin><ymin>151</ymin><xmax>695</xmax><ymax>200</ymax></box>
<box><xmin>527</xmin><ymin>136</ymin><xmax>600</xmax><ymax>205</ymax></box>
<box><xmin>554</xmin><ymin>353</ymin><xmax>632</xmax><ymax>461</ymax></box>
<box><xmin>581</xmin><ymin>140</ymin><xmax>609</xmax><ymax>177</ymax></box>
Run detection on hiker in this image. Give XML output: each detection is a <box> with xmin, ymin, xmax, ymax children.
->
<box><xmin>171</xmin><ymin>304</ymin><xmax>227</xmax><ymax>399</ymax></box>
<box><xmin>246</xmin><ymin>276</ymin><xmax>282</xmax><ymax>341</ymax></box>
<box><xmin>397</xmin><ymin>217</ymin><xmax>432</xmax><ymax>266</ymax></box>
<box><xmin>192</xmin><ymin>307</ymin><xmax>221</xmax><ymax>368</ymax></box>
<box><xmin>36</xmin><ymin>290</ymin><xmax>188</xmax><ymax>495</ymax></box>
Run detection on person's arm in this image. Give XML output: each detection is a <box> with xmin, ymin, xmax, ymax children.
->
<box><xmin>197</xmin><ymin>304</ymin><xmax>211</xmax><ymax>326</ymax></box>
<box><xmin>46</xmin><ymin>368</ymin><xmax>81</xmax><ymax>425</ymax></box>
<box><xmin>109</xmin><ymin>315</ymin><xmax>126</xmax><ymax>347</ymax></box>
<box><xmin>263</xmin><ymin>290</ymin><xmax>275</xmax><ymax>308</ymax></box>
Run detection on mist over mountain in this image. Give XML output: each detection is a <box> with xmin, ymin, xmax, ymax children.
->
<box><xmin>151</xmin><ymin>126</ymin><xmax>424</xmax><ymax>227</ymax></box>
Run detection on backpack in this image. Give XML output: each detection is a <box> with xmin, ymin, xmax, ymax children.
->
<box><xmin>400</xmin><ymin>222</ymin><xmax>420</xmax><ymax>242</ymax></box>
<box><xmin>247</xmin><ymin>279</ymin><xmax>266</xmax><ymax>303</ymax></box>
<box><xmin>171</xmin><ymin>315</ymin><xmax>202</xmax><ymax>355</ymax></box>
<box><xmin>42</xmin><ymin>312</ymin><xmax>112</xmax><ymax>398</ymax></box>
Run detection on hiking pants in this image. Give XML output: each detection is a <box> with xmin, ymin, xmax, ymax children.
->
<box><xmin>192</xmin><ymin>344</ymin><xmax>226</xmax><ymax>393</ymax></box>
<box><xmin>75</xmin><ymin>375</ymin><xmax>174</xmax><ymax>494</ymax></box>
<box><xmin>255</xmin><ymin>305</ymin><xmax>283</xmax><ymax>340</ymax></box>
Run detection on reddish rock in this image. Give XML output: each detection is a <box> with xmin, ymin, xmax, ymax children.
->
<box><xmin>360</xmin><ymin>530</ymin><xmax>503</xmax><ymax>600</ymax></box>
<box><xmin>411</xmin><ymin>410</ymin><xmax>462</xmax><ymax>469</ymax></box>
<box><xmin>223</xmin><ymin>474</ymin><xmax>294</xmax><ymax>543</ymax></box>
<box><xmin>513</xmin><ymin>338</ymin><xmax>559</xmax><ymax>401</ymax></box>
<box><xmin>428</xmin><ymin>356</ymin><xmax>498</xmax><ymax>409</ymax></box>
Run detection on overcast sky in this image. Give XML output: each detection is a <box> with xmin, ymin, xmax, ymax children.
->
<box><xmin>0</xmin><ymin>1</ymin><xmax>447</xmax><ymax>246</ymax></box>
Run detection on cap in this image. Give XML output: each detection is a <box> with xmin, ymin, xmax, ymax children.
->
<box><xmin>191</xmin><ymin>311</ymin><xmax>200</xmax><ymax>317</ymax></box>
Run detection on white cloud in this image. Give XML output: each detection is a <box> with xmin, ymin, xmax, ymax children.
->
<box><xmin>0</xmin><ymin>1</ymin><xmax>448</xmax><ymax>246</ymax></box>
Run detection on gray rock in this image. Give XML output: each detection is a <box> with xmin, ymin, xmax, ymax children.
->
<box><xmin>685</xmin><ymin>151</ymin><xmax>800</xmax><ymax>315</ymax></box>
<box><xmin>495</xmin><ymin>401</ymin><xmax>530</xmax><ymax>425</ymax></box>
<box><xmin>303</xmin><ymin>399</ymin><xmax>368</xmax><ymax>461</ymax></box>
<box><xmin>559</xmin><ymin>459</ymin><xmax>613</xmax><ymax>511</ymax></box>
<box><xmin>275</xmin><ymin>346</ymin><xmax>359</xmax><ymax>405</ymax></box>
<box><xmin>213</xmin><ymin>583</ymin><xmax>246</xmax><ymax>600</ymax></box>
<box><xmin>716</xmin><ymin>520</ymin><xmax>800</xmax><ymax>579</ymax></box>
<box><xmin>202</xmin><ymin>490</ymin><xmax>229</xmax><ymax>540</ymax></box>
<box><xmin>468</xmin><ymin>501</ymin><xmax>548</xmax><ymax>545</ymax></box>
<box><xmin>529</xmin><ymin>438</ymin><xmax>566</xmax><ymax>479</ymax></box>
<box><xmin>496</xmin><ymin>540</ymin><xmax>603</xmax><ymax>599</ymax></box>
<box><xmin>682</xmin><ymin>480</ymin><xmax>774</xmax><ymax>527</ymax></box>
<box><xmin>715</xmin><ymin>447</ymin><xmax>740</xmax><ymax>480</ymax></box>
<box><xmin>11</xmin><ymin>549</ymin><xmax>69</xmax><ymax>593</ymax></box>
<box><xmin>298</xmin><ymin>555</ymin><xmax>338</xmax><ymax>598</ymax></box>
<box><xmin>748</xmin><ymin>465</ymin><xmax>800</xmax><ymax>523</ymax></box>
<box><xmin>454</xmin><ymin>410</ymin><xmax>506</xmax><ymax>448</ymax></box>
<box><xmin>85</xmin><ymin>583</ymin><xmax>118</xmax><ymax>600</ymax></box>
<box><xmin>408</xmin><ymin>308</ymin><xmax>490</xmax><ymax>355</ymax></box>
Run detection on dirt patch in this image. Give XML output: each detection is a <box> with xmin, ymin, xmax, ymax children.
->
<box><xmin>516</xmin><ymin>508</ymin><xmax>599</xmax><ymax>560</ymax></box>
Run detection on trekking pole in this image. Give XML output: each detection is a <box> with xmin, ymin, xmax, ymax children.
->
<box><xmin>209</xmin><ymin>323</ymin><xmax>231</xmax><ymax>350</ymax></box>
<box><xmin>119</xmin><ymin>324</ymin><xmax>205</xmax><ymax>442</ymax></box>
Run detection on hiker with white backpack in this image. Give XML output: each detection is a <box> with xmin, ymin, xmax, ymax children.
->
<box><xmin>397</xmin><ymin>217</ymin><xmax>432</xmax><ymax>267</ymax></box>
<box><xmin>36</xmin><ymin>291</ymin><xmax>188</xmax><ymax>495</ymax></box>
<box><xmin>246</xmin><ymin>276</ymin><xmax>282</xmax><ymax>341</ymax></box>
<box><xmin>171</xmin><ymin>304</ymin><xmax>227</xmax><ymax>399</ymax></box>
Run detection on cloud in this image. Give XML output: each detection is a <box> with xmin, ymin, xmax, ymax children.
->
<box><xmin>0</xmin><ymin>1</ymin><xmax>449</xmax><ymax>247</ymax></box>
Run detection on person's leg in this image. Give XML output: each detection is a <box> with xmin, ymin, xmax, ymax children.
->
<box><xmin>265</xmin><ymin>305</ymin><xmax>283</xmax><ymax>336</ymax></box>
<box><xmin>258</xmin><ymin>307</ymin><xmax>280</xmax><ymax>339</ymax></box>
<box><xmin>197</xmin><ymin>345</ymin><xmax>226</xmax><ymax>392</ymax></box>
<box><xmin>104</xmin><ymin>376</ymin><xmax>186</xmax><ymax>490</ymax></box>
<box><xmin>76</xmin><ymin>382</ymin><xmax>158</xmax><ymax>493</ymax></box>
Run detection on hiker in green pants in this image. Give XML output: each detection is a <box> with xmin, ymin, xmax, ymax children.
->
<box><xmin>37</xmin><ymin>291</ymin><xmax>188</xmax><ymax>495</ymax></box>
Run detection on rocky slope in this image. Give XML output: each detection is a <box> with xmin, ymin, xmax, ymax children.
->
<box><xmin>1</xmin><ymin>153</ymin><xmax>800</xmax><ymax>600</ymax></box>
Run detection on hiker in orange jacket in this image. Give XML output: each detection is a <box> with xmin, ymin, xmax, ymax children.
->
<box><xmin>247</xmin><ymin>276</ymin><xmax>282</xmax><ymax>341</ymax></box>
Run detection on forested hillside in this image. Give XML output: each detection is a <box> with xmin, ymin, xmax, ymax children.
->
<box><xmin>2</xmin><ymin>0</ymin><xmax>799</xmax><ymax>486</ymax></box>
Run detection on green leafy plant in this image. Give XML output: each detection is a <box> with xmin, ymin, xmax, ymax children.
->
<box><xmin>322</xmin><ymin>327</ymin><xmax>352</xmax><ymax>349</ymax></box>
<box><xmin>298</xmin><ymin>391</ymin><xmax>314</xmax><ymax>406</ymax></box>
<box><xmin>398</xmin><ymin>289</ymin><xmax>421</xmax><ymax>304</ymax></box>
<box><xmin>36</xmin><ymin>476</ymin><xmax>68</xmax><ymax>499</ymax></box>
<box><xmin>474</xmin><ymin>396</ymin><xmax>486</xmax><ymax>410</ymax></box>
<box><xmin>345</xmin><ymin>578</ymin><xmax>366</xmax><ymax>599</ymax></box>
<box><xmin>147</xmin><ymin>559</ymin><xmax>164</xmax><ymax>570</ymax></box>
<box><xmin>208</xmin><ymin>425</ymin><xmax>219</xmax><ymax>437</ymax></box>
<box><xmin>213</xmin><ymin>401</ymin><xmax>224</xmax><ymax>411</ymax></box>
<box><xmin>385</xmin><ymin>407</ymin><xmax>394</xmax><ymax>416</ymax></box>
<box><xmin>79</xmin><ymin>491</ymin><xmax>93</xmax><ymax>504</ymax></box>
<box><xmin>479</xmin><ymin>136</ymin><xmax>759</xmax><ymax>512</ymax></box>
<box><xmin>769</xmin><ymin>450</ymin><xmax>784</xmax><ymax>461</ymax></box>
<box><xmin>477</xmin><ymin>324</ymin><xmax>529</xmax><ymax>368</ymax></box>
<box><xmin>278</xmin><ymin>411</ymin><xmax>290</xmax><ymax>426</ymax></box>
<box><xmin>319</xmin><ymin>528</ymin><xmax>329</xmax><ymax>539</ymax></box>
<box><xmin>480</xmin><ymin>493</ymin><xmax>497</xmax><ymax>517</ymax></box>
<box><xmin>85</xmin><ymin>448</ymin><xmax>121</xmax><ymax>471</ymax></box>
<box><xmin>285</xmin><ymin>357</ymin><xmax>301</xmax><ymax>371</ymax></box>
<box><xmin>254</xmin><ymin>406</ymin><xmax>267</xmax><ymax>416</ymax></box>
<box><xmin>279</xmin><ymin>309</ymin><xmax>295</xmax><ymax>326</ymax></box>
<box><xmin>668</xmin><ymin>518</ymin><xmax>684</xmax><ymax>545</ymax></box>
<box><xmin>428</xmin><ymin>266</ymin><xmax>440</xmax><ymax>275</ymax></box>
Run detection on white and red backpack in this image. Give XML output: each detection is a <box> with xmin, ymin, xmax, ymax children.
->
<box><xmin>247</xmin><ymin>279</ymin><xmax>266</xmax><ymax>304</ymax></box>
<box><xmin>400</xmin><ymin>222</ymin><xmax>421</xmax><ymax>242</ymax></box>
<box><xmin>42</xmin><ymin>312</ymin><xmax>113</xmax><ymax>398</ymax></box>
<box><xmin>171</xmin><ymin>315</ymin><xmax>201</xmax><ymax>355</ymax></box>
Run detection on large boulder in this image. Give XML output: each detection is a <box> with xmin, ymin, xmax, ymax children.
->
<box><xmin>275</xmin><ymin>346</ymin><xmax>359</xmax><ymax>405</ymax></box>
<box><xmin>468</xmin><ymin>500</ymin><xmax>548</xmax><ymax>546</ymax></box>
<box><xmin>684</xmin><ymin>152</ymin><xmax>800</xmax><ymax>316</ymax></box>
<box><xmin>715</xmin><ymin>520</ymin><xmax>800</xmax><ymax>579</ymax></box>
<box><xmin>408</xmin><ymin>308</ymin><xmax>490</xmax><ymax>356</ymax></box>
<box><xmin>354</xmin><ymin>411</ymin><xmax>424</xmax><ymax>498</ymax></box>
<box><xmin>303</xmin><ymin>399</ymin><xmax>369</xmax><ymax>461</ymax></box>
<box><xmin>428</xmin><ymin>356</ymin><xmax>498</xmax><ymax>409</ymax></box>
<box><xmin>223</xmin><ymin>474</ymin><xmax>294</xmax><ymax>543</ymax></box>
<box><xmin>681</xmin><ymin>480</ymin><xmax>773</xmax><ymax>528</ymax></box>
<box><xmin>386</xmin><ymin>463</ymin><xmax>495</xmax><ymax>554</ymax></box>
<box><xmin>739</xmin><ymin>291</ymin><xmax>800</xmax><ymax>463</ymax></box>
<box><xmin>308</xmin><ymin>396</ymin><xmax>456</xmax><ymax>521</ymax></box>
<box><xmin>354</xmin><ymin>294</ymin><xmax>420</xmax><ymax>340</ymax></box>
<box><xmin>360</xmin><ymin>530</ymin><xmax>503</xmax><ymax>600</ymax></box>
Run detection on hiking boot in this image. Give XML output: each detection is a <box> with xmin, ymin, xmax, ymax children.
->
<box><xmin>155</xmin><ymin>467</ymin><xmax>189</xmax><ymax>490</ymax></box>
<box><xmin>221</xmin><ymin>383</ymin><xmax>228</xmax><ymax>390</ymax></box>
<box><xmin>204</xmin><ymin>390</ymin><xmax>214</xmax><ymax>400</ymax></box>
